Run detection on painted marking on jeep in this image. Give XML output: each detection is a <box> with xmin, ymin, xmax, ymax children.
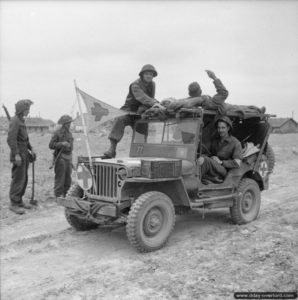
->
<box><xmin>259</xmin><ymin>161</ymin><xmax>269</xmax><ymax>178</ymax></box>
<box><xmin>137</xmin><ymin>145</ymin><xmax>144</xmax><ymax>154</ymax></box>
<box><xmin>76</xmin><ymin>164</ymin><xmax>93</xmax><ymax>190</ymax></box>
<box><xmin>176</xmin><ymin>147</ymin><xmax>187</xmax><ymax>158</ymax></box>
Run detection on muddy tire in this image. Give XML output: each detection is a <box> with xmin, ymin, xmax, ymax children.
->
<box><xmin>66</xmin><ymin>184</ymin><xmax>84</xmax><ymax>198</ymax></box>
<box><xmin>64</xmin><ymin>184</ymin><xmax>98</xmax><ymax>231</ymax></box>
<box><xmin>230</xmin><ymin>178</ymin><xmax>261</xmax><ymax>225</ymax></box>
<box><xmin>265</xmin><ymin>143</ymin><xmax>275</xmax><ymax>173</ymax></box>
<box><xmin>126</xmin><ymin>191</ymin><xmax>175</xmax><ymax>253</ymax></box>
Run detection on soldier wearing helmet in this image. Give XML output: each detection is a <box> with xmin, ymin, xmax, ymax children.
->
<box><xmin>163</xmin><ymin>70</ymin><xmax>228</xmax><ymax>114</ymax></box>
<box><xmin>182</xmin><ymin>70</ymin><xmax>265</xmax><ymax>115</ymax></box>
<box><xmin>198</xmin><ymin>116</ymin><xmax>243</xmax><ymax>184</ymax></box>
<box><xmin>49</xmin><ymin>114</ymin><xmax>74</xmax><ymax>197</ymax></box>
<box><xmin>7</xmin><ymin>99</ymin><xmax>36</xmax><ymax>214</ymax></box>
<box><xmin>183</xmin><ymin>70</ymin><xmax>229</xmax><ymax>115</ymax></box>
<box><xmin>103</xmin><ymin>64</ymin><xmax>162</xmax><ymax>158</ymax></box>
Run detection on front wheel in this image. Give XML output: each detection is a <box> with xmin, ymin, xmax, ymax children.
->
<box><xmin>126</xmin><ymin>191</ymin><xmax>175</xmax><ymax>253</ymax></box>
<box><xmin>65</xmin><ymin>209</ymin><xmax>98</xmax><ymax>231</ymax></box>
<box><xmin>64</xmin><ymin>184</ymin><xmax>98</xmax><ymax>231</ymax></box>
<box><xmin>230</xmin><ymin>178</ymin><xmax>261</xmax><ymax>225</ymax></box>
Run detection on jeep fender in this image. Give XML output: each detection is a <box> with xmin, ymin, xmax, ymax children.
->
<box><xmin>224</xmin><ymin>164</ymin><xmax>251</xmax><ymax>185</ymax></box>
<box><xmin>241</xmin><ymin>170</ymin><xmax>267</xmax><ymax>191</ymax></box>
<box><xmin>121</xmin><ymin>178</ymin><xmax>191</xmax><ymax>207</ymax></box>
<box><xmin>225</xmin><ymin>164</ymin><xmax>266</xmax><ymax>191</ymax></box>
<box><xmin>225</xmin><ymin>163</ymin><xmax>268</xmax><ymax>191</ymax></box>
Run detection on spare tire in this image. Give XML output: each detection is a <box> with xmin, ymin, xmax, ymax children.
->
<box><xmin>265</xmin><ymin>143</ymin><xmax>275</xmax><ymax>173</ymax></box>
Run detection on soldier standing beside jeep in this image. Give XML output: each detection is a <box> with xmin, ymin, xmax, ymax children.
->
<box><xmin>49</xmin><ymin>115</ymin><xmax>74</xmax><ymax>198</ymax></box>
<box><xmin>103</xmin><ymin>64</ymin><xmax>163</xmax><ymax>158</ymax></box>
<box><xmin>7</xmin><ymin>99</ymin><xmax>36</xmax><ymax>214</ymax></box>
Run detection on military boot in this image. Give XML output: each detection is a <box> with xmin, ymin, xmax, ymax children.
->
<box><xmin>19</xmin><ymin>202</ymin><xmax>32</xmax><ymax>209</ymax></box>
<box><xmin>29</xmin><ymin>199</ymin><xmax>38</xmax><ymax>206</ymax></box>
<box><xmin>103</xmin><ymin>139</ymin><xmax>117</xmax><ymax>158</ymax></box>
<box><xmin>9</xmin><ymin>204</ymin><xmax>25</xmax><ymax>215</ymax></box>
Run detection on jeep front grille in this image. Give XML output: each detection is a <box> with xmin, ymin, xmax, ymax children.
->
<box><xmin>87</xmin><ymin>164</ymin><xmax>118</xmax><ymax>200</ymax></box>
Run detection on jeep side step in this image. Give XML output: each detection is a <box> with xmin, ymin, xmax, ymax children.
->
<box><xmin>197</xmin><ymin>184</ymin><xmax>235</xmax><ymax>199</ymax></box>
<box><xmin>190</xmin><ymin>193</ymin><xmax>238</xmax><ymax>209</ymax></box>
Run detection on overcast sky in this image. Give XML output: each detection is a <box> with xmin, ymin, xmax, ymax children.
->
<box><xmin>1</xmin><ymin>0</ymin><xmax>298</xmax><ymax>122</ymax></box>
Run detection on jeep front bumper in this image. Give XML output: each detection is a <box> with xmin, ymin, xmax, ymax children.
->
<box><xmin>56</xmin><ymin>196</ymin><xmax>118</xmax><ymax>218</ymax></box>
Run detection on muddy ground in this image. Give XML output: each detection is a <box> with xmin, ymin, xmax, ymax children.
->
<box><xmin>1</xmin><ymin>132</ymin><xmax>297</xmax><ymax>300</ymax></box>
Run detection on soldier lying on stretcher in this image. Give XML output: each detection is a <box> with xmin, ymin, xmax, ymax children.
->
<box><xmin>160</xmin><ymin>70</ymin><xmax>265</xmax><ymax>116</ymax></box>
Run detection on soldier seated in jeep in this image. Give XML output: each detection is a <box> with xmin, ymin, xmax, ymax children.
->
<box><xmin>198</xmin><ymin>116</ymin><xmax>242</xmax><ymax>184</ymax></box>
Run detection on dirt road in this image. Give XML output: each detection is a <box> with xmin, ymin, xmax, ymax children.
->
<box><xmin>1</xmin><ymin>133</ymin><xmax>298</xmax><ymax>300</ymax></box>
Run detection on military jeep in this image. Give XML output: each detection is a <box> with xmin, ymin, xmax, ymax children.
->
<box><xmin>57</xmin><ymin>108</ymin><xmax>275</xmax><ymax>252</ymax></box>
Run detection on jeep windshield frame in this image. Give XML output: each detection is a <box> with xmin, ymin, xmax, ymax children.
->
<box><xmin>130</xmin><ymin>118</ymin><xmax>202</xmax><ymax>161</ymax></box>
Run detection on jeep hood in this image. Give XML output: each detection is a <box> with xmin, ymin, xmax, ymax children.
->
<box><xmin>92</xmin><ymin>157</ymin><xmax>195</xmax><ymax>177</ymax></box>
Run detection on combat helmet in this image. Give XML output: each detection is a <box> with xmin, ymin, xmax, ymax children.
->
<box><xmin>139</xmin><ymin>64</ymin><xmax>158</xmax><ymax>77</ymax></box>
<box><xmin>58</xmin><ymin>115</ymin><xmax>73</xmax><ymax>125</ymax></box>
<box><xmin>15</xmin><ymin>99</ymin><xmax>33</xmax><ymax>115</ymax></box>
<box><xmin>215</xmin><ymin>115</ymin><xmax>233</xmax><ymax>132</ymax></box>
<box><xmin>188</xmin><ymin>82</ymin><xmax>202</xmax><ymax>97</ymax></box>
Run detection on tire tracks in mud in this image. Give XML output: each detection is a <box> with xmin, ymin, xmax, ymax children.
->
<box><xmin>2</xmin><ymin>203</ymin><xmax>297</xmax><ymax>300</ymax></box>
<box><xmin>1</xmin><ymin>160</ymin><xmax>298</xmax><ymax>299</ymax></box>
<box><xmin>262</xmin><ymin>183</ymin><xmax>298</xmax><ymax>223</ymax></box>
<box><xmin>1</xmin><ymin>205</ymin><xmax>137</xmax><ymax>299</ymax></box>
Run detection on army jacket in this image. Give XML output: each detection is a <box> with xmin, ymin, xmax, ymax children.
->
<box><xmin>210</xmin><ymin>135</ymin><xmax>242</xmax><ymax>169</ymax></box>
<box><xmin>201</xmin><ymin>78</ymin><xmax>229</xmax><ymax>115</ymax></box>
<box><xmin>121</xmin><ymin>78</ymin><xmax>157</xmax><ymax>112</ymax></box>
<box><xmin>49</xmin><ymin>126</ymin><xmax>73</xmax><ymax>158</ymax></box>
<box><xmin>7</xmin><ymin>115</ymin><xmax>32</xmax><ymax>161</ymax></box>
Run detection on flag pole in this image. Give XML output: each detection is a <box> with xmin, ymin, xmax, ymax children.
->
<box><xmin>74</xmin><ymin>80</ymin><xmax>97</xmax><ymax>193</ymax></box>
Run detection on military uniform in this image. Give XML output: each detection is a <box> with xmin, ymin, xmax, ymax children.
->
<box><xmin>108</xmin><ymin>77</ymin><xmax>156</xmax><ymax>142</ymax></box>
<box><xmin>201</xmin><ymin>135</ymin><xmax>242</xmax><ymax>178</ymax></box>
<box><xmin>188</xmin><ymin>78</ymin><xmax>229</xmax><ymax>115</ymax></box>
<box><xmin>201</xmin><ymin>116</ymin><xmax>242</xmax><ymax>181</ymax></box>
<box><xmin>49</xmin><ymin>115</ymin><xmax>74</xmax><ymax>197</ymax></box>
<box><xmin>187</xmin><ymin>79</ymin><xmax>265</xmax><ymax>116</ymax></box>
<box><xmin>104</xmin><ymin>64</ymin><xmax>158</xmax><ymax>158</ymax></box>
<box><xmin>200</xmin><ymin>78</ymin><xmax>229</xmax><ymax>115</ymax></box>
<box><xmin>165</xmin><ymin>73</ymin><xmax>229</xmax><ymax>115</ymax></box>
<box><xmin>7</xmin><ymin>100</ymin><xmax>35</xmax><ymax>214</ymax></box>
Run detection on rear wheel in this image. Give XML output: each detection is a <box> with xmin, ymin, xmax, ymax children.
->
<box><xmin>64</xmin><ymin>184</ymin><xmax>98</xmax><ymax>231</ymax></box>
<box><xmin>126</xmin><ymin>191</ymin><xmax>175</xmax><ymax>252</ymax></box>
<box><xmin>230</xmin><ymin>178</ymin><xmax>261</xmax><ymax>224</ymax></box>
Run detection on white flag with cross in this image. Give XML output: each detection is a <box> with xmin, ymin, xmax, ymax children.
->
<box><xmin>76</xmin><ymin>87</ymin><xmax>128</xmax><ymax>131</ymax></box>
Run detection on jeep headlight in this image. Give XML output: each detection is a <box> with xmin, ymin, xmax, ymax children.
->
<box><xmin>117</xmin><ymin>167</ymin><xmax>128</xmax><ymax>180</ymax></box>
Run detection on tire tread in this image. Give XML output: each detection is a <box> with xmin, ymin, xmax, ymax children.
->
<box><xmin>126</xmin><ymin>191</ymin><xmax>175</xmax><ymax>253</ymax></box>
<box><xmin>64</xmin><ymin>184</ymin><xmax>97</xmax><ymax>231</ymax></box>
<box><xmin>230</xmin><ymin>178</ymin><xmax>260</xmax><ymax>225</ymax></box>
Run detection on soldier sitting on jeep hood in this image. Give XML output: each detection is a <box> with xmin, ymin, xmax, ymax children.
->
<box><xmin>198</xmin><ymin>116</ymin><xmax>242</xmax><ymax>184</ymax></box>
<box><xmin>103</xmin><ymin>64</ymin><xmax>163</xmax><ymax>159</ymax></box>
